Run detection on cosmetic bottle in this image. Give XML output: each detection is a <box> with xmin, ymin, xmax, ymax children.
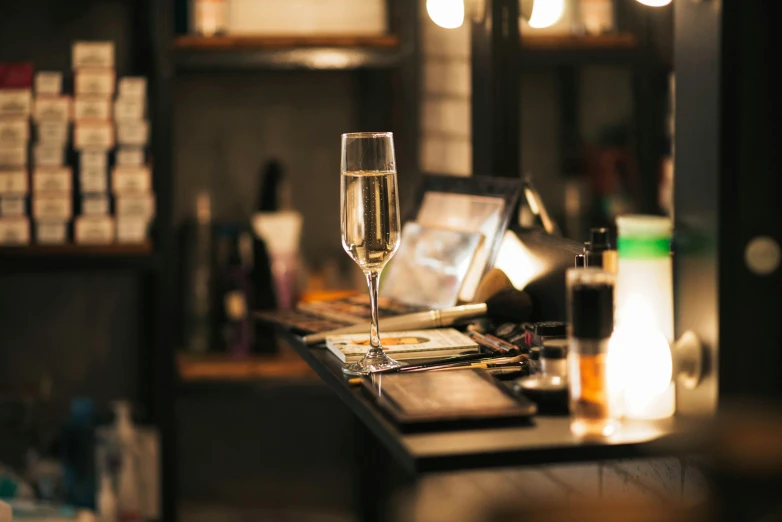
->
<box><xmin>541</xmin><ymin>339</ymin><xmax>568</xmax><ymax>379</ymax></box>
<box><xmin>567</xmin><ymin>268</ymin><xmax>617</xmax><ymax>438</ymax></box>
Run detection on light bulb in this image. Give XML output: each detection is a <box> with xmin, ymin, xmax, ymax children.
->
<box><xmin>528</xmin><ymin>0</ymin><xmax>565</xmax><ymax>29</ymax></box>
<box><xmin>635</xmin><ymin>0</ymin><xmax>672</xmax><ymax>6</ymax></box>
<box><xmin>426</xmin><ymin>0</ymin><xmax>465</xmax><ymax>29</ymax></box>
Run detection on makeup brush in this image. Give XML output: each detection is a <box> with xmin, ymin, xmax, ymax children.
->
<box><xmin>302</xmin><ymin>287</ymin><xmax>533</xmax><ymax>345</ymax></box>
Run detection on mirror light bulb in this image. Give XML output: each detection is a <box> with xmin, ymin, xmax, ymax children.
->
<box><xmin>426</xmin><ymin>0</ymin><xmax>465</xmax><ymax>29</ymax></box>
<box><xmin>635</xmin><ymin>0</ymin><xmax>672</xmax><ymax>6</ymax></box>
<box><xmin>528</xmin><ymin>0</ymin><xmax>565</xmax><ymax>29</ymax></box>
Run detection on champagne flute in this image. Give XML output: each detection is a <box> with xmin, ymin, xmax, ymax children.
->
<box><xmin>340</xmin><ymin>132</ymin><xmax>402</xmax><ymax>376</ymax></box>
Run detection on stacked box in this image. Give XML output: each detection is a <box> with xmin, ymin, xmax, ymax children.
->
<box><xmin>0</xmin><ymin>63</ymin><xmax>33</xmax><ymax>244</ymax></box>
<box><xmin>114</xmin><ymin>76</ymin><xmax>152</xmax><ymax>244</ymax></box>
<box><xmin>73</xmin><ymin>41</ymin><xmax>116</xmax><ymax>244</ymax></box>
<box><xmin>31</xmin><ymin>69</ymin><xmax>72</xmax><ymax>243</ymax></box>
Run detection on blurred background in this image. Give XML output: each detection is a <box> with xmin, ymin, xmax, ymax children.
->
<box><xmin>0</xmin><ymin>0</ymin><xmax>678</xmax><ymax>520</ymax></box>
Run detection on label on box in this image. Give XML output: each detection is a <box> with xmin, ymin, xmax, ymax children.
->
<box><xmin>35</xmin><ymin>72</ymin><xmax>63</xmax><ymax>95</ymax></box>
<box><xmin>81</xmin><ymin>150</ymin><xmax>108</xmax><ymax>171</ymax></box>
<box><xmin>37</xmin><ymin>121</ymin><xmax>69</xmax><ymax>144</ymax></box>
<box><xmin>116</xmin><ymin>217</ymin><xmax>149</xmax><ymax>243</ymax></box>
<box><xmin>116</xmin><ymin>194</ymin><xmax>154</xmax><ymax>218</ymax></box>
<box><xmin>118</xmin><ymin>77</ymin><xmax>147</xmax><ymax>100</ymax></box>
<box><xmin>0</xmin><ymin>118</ymin><xmax>28</xmax><ymax>144</ymax></box>
<box><xmin>73</xmin><ymin>41</ymin><xmax>115</xmax><ymax>69</ymax></box>
<box><xmin>33</xmin><ymin>167</ymin><xmax>72</xmax><ymax>192</ymax></box>
<box><xmin>75</xmin><ymin>69</ymin><xmax>115</xmax><ymax>96</ymax></box>
<box><xmin>116</xmin><ymin>120</ymin><xmax>149</xmax><ymax>146</ymax></box>
<box><xmin>82</xmin><ymin>194</ymin><xmax>110</xmax><ymax>215</ymax></box>
<box><xmin>80</xmin><ymin>169</ymin><xmax>108</xmax><ymax>192</ymax></box>
<box><xmin>114</xmin><ymin>98</ymin><xmax>145</xmax><ymax>121</ymax></box>
<box><xmin>0</xmin><ymin>146</ymin><xmax>26</xmax><ymax>167</ymax></box>
<box><xmin>74</xmin><ymin>121</ymin><xmax>114</xmax><ymax>150</ymax></box>
<box><xmin>33</xmin><ymin>194</ymin><xmax>72</xmax><ymax>219</ymax></box>
<box><xmin>0</xmin><ymin>170</ymin><xmax>28</xmax><ymax>194</ymax></box>
<box><xmin>0</xmin><ymin>89</ymin><xmax>32</xmax><ymax>115</ymax></box>
<box><xmin>34</xmin><ymin>96</ymin><xmax>71</xmax><ymax>121</ymax></box>
<box><xmin>112</xmin><ymin>166</ymin><xmax>151</xmax><ymax>193</ymax></box>
<box><xmin>34</xmin><ymin>145</ymin><xmax>66</xmax><ymax>168</ymax></box>
<box><xmin>1</xmin><ymin>195</ymin><xmax>26</xmax><ymax>216</ymax></box>
<box><xmin>75</xmin><ymin>216</ymin><xmax>115</xmax><ymax>244</ymax></box>
<box><xmin>74</xmin><ymin>96</ymin><xmax>112</xmax><ymax>120</ymax></box>
<box><xmin>36</xmin><ymin>220</ymin><xmax>68</xmax><ymax>244</ymax></box>
<box><xmin>116</xmin><ymin>147</ymin><xmax>144</xmax><ymax>167</ymax></box>
<box><xmin>0</xmin><ymin>217</ymin><xmax>30</xmax><ymax>244</ymax></box>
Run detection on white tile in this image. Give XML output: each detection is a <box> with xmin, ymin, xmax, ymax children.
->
<box><xmin>421</xmin><ymin>99</ymin><xmax>444</xmax><ymax>134</ymax></box>
<box><xmin>420</xmin><ymin>135</ymin><xmax>447</xmax><ymax>173</ymax></box>
<box><xmin>439</xmin><ymin>98</ymin><xmax>470</xmax><ymax>136</ymax></box>
<box><xmin>444</xmin><ymin>138</ymin><xmax>471</xmax><ymax>176</ymax></box>
<box><xmin>423</xmin><ymin>60</ymin><xmax>471</xmax><ymax>97</ymax></box>
<box><xmin>423</xmin><ymin>17</ymin><xmax>470</xmax><ymax>58</ymax></box>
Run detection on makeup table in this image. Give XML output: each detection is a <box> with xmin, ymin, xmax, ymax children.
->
<box><xmin>281</xmin><ymin>330</ymin><xmax>683</xmax><ymax>521</ymax></box>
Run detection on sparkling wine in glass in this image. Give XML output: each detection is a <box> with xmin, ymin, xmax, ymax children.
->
<box><xmin>340</xmin><ymin>132</ymin><xmax>401</xmax><ymax>375</ymax></box>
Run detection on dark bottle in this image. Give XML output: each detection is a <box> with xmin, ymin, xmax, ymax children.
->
<box><xmin>61</xmin><ymin>398</ymin><xmax>96</xmax><ymax>509</ymax></box>
<box><xmin>215</xmin><ymin>231</ymin><xmax>254</xmax><ymax>356</ymax></box>
<box><xmin>585</xmin><ymin>227</ymin><xmax>611</xmax><ymax>268</ymax></box>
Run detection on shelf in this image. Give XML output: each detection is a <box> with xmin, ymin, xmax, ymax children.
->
<box><xmin>174</xmin><ymin>34</ymin><xmax>407</xmax><ymax>71</ymax></box>
<box><xmin>521</xmin><ymin>33</ymin><xmax>640</xmax><ymax>67</ymax></box>
<box><xmin>0</xmin><ymin>242</ymin><xmax>157</xmax><ymax>272</ymax></box>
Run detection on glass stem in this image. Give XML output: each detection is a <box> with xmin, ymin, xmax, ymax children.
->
<box><xmin>366</xmin><ymin>270</ymin><xmax>382</xmax><ymax>355</ymax></box>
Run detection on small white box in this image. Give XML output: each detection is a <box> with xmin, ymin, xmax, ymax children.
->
<box><xmin>75</xmin><ymin>69</ymin><xmax>116</xmax><ymax>96</ymax></box>
<box><xmin>37</xmin><ymin>121</ymin><xmax>69</xmax><ymax>144</ymax></box>
<box><xmin>80</xmin><ymin>169</ymin><xmax>108</xmax><ymax>193</ymax></box>
<box><xmin>74</xmin><ymin>121</ymin><xmax>114</xmax><ymax>150</ymax></box>
<box><xmin>0</xmin><ymin>170</ymin><xmax>28</xmax><ymax>194</ymax></box>
<box><xmin>116</xmin><ymin>217</ymin><xmax>149</xmax><ymax>244</ymax></box>
<box><xmin>118</xmin><ymin>77</ymin><xmax>147</xmax><ymax>100</ymax></box>
<box><xmin>75</xmin><ymin>215</ymin><xmax>115</xmax><ymax>244</ymax></box>
<box><xmin>33</xmin><ymin>193</ymin><xmax>72</xmax><ymax>219</ymax></box>
<box><xmin>116</xmin><ymin>147</ymin><xmax>144</xmax><ymax>167</ymax></box>
<box><xmin>82</xmin><ymin>194</ymin><xmax>110</xmax><ymax>215</ymax></box>
<box><xmin>73</xmin><ymin>41</ymin><xmax>115</xmax><ymax>69</ymax></box>
<box><xmin>74</xmin><ymin>96</ymin><xmax>112</xmax><ymax>120</ymax></box>
<box><xmin>0</xmin><ymin>217</ymin><xmax>30</xmax><ymax>244</ymax></box>
<box><xmin>34</xmin><ymin>145</ymin><xmax>66</xmax><ymax>168</ymax></box>
<box><xmin>0</xmin><ymin>146</ymin><xmax>27</xmax><ymax>167</ymax></box>
<box><xmin>0</xmin><ymin>89</ymin><xmax>32</xmax><ymax>116</ymax></box>
<box><xmin>81</xmin><ymin>150</ymin><xmax>109</xmax><ymax>171</ymax></box>
<box><xmin>114</xmin><ymin>98</ymin><xmax>145</xmax><ymax>121</ymax></box>
<box><xmin>116</xmin><ymin>193</ymin><xmax>155</xmax><ymax>218</ymax></box>
<box><xmin>34</xmin><ymin>96</ymin><xmax>72</xmax><ymax>122</ymax></box>
<box><xmin>36</xmin><ymin>220</ymin><xmax>69</xmax><ymax>244</ymax></box>
<box><xmin>1</xmin><ymin>195</ymin><xmax>26</xmax><ymax>216</ymax></box>
<box><xmin>113</xmin><ymin>166</ymin><xmax>151</xmax><ymax>193</ymax></box>
<box><xmin>33</xmin><ymin>167</ymin><xmax>72</xmax><ymax>192</ymax></box>
<box><xmin>116</xmin><ymin>120</ymin><xmax>149</xmax><ymax>146</ymax></box>
<box><xmin>0</xmin><ymin>118</ymin><xmax>29</xmax><ymax>144</ymax></box>
<box><xmin>35</xmin><ymin>72</ymin><xmax>63</xmax><ymax>95</ymax></box>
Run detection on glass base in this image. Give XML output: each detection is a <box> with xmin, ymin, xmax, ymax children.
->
<box><xmin>342</xmin><ymin>349</ymin><xmax>401</xmax><ymax>376</ymax></box>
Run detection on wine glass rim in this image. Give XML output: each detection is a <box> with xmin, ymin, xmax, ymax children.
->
<box><xmin>341</xmin><ymin>131</ymin><xmax>393</xmax><ymax>138</ymax></box>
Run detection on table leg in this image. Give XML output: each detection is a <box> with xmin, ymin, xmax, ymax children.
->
<box><xmin>352</xmin><ymin>418</ymin><xmax>416</xmax><ymax>522</ymax></box>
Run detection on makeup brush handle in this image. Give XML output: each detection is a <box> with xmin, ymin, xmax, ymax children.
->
<box><xmin>302</xmin><ymin>303</ymin><xmax>488</xmax><ymax>345</ymax></box>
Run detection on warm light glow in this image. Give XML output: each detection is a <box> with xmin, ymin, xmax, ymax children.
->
<box><xmin>494</xmin><ymin>231</ymin><xmax>545</xmax><ymax>290</ymax></box>
<box><xmin>612</xmin><ymin>326</ymin><xmax>672</xmax><ymax>399</ymax></box>
<box><xmin>426</xmin><ymin>0</ymin><xmax>465</xmax><ymax>29</ymax></box>
<box><xmin>528</xmin><ymin>0</ymin><xmax>565</xmax><ymax>29</ymax></box>
<box><xmin>635</xmin><ymin>0</ymin><xmax>672</xmax><ymax>6</ymax></box>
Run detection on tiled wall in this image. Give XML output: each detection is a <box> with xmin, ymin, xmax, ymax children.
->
<box><xmin>419</xmin><ymin>4</ymin><xmax>472</xmax><ymax>176</ymax></box>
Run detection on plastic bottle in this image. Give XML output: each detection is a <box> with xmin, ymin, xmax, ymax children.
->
<box><xmin>96</xmin><ymin>470</ymin><xmax>117</xmax><ymax>522</ymax></box>
<box><xmin>111</xmin><ymin>402</ymin><xmax>142</xmax><ymax>522</ymax></box>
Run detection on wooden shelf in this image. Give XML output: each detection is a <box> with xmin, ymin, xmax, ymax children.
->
<box><xmin>521</xmin><ymin>33</ymin><xmax>640</xmax><ymax>66</ymax></box>
<box><xmin>174</xmin><ymin>34</ymin><xmax>406</xmax><ymax>71</ymax></box>
<box><xmin>177</xmin><ymin>351</ymin><xmax>315</xmax><ymax>383</ymax></box>
<box><xmin>0</xmin><ymin>242</ymin><xmax>157</xmax><ymax>271</ymax></box>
